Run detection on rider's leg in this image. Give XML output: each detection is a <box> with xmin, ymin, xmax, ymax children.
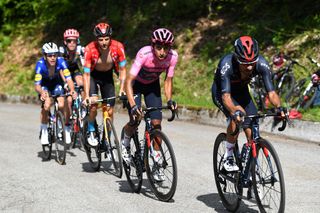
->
<box><xmin>74</xmin><ymin>73</ymin><xmax>84</xmax><ymax>98</ymax></box>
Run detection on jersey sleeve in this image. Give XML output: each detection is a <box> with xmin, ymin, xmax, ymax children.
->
<box><xmin>167</xmin><ymin>51</ymin><xmax>178</xmax><ymax>78</ymax></box>
<box><xmin>257</xmin><ymin>56</ymin><xmax>275</xmax><ymax>92</ymax></box>
<box><xmin>34</xmin><ymin>61</ymin><xmax>43</xmax><ymax>85</ymax></box>
<box><xmin>130</xmin><ymin>48</ymin><xmax>147</xmax><ymax>77</ymax></box>
<box><xmin>59</xmin><ymin>58</ymin><xmax>71</xmax><ymax>80</ymax></box>
<box><xmin>83</xmin><ymin>45</ymin><xmax>92</xmax><ymax>73</ymax></box>
<box><xmin>219</xmin><ymin>61</ymin><xmax>232</xmax><ymax>94</ymax></box>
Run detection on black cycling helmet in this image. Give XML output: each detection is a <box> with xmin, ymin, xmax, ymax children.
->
<box><xmin>93</xmin><ymin>22</ymin><xmax>112</xmax><ymax>37</ymax></box>
<box><xmin>234</xmin><ymin>36</ymin><xmax>259</xmax><ymax>63</ymax></box>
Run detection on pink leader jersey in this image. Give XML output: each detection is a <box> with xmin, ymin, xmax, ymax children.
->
<box><xmin>130</xmin><ymin>46</ymin><xmax>178</xmax><ymax>84</ymax></box>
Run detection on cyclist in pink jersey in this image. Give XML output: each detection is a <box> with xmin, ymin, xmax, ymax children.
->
<box><xmin>121</xmin><ymin>28</ymin><xmax>178</xmax><ymax>181</ymax></box>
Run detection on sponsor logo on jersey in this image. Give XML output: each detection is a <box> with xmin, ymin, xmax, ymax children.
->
<box><xmin>35</xmin><ymin>74</ymin><xmax>42</xmax><ymax>81</ymax></box>
<box><xmin>63</xmin><ymin>69</ymin><xmax>71</xmax><ymax>76</ymax></box>
<box><xmin>221</xmin><ymin>62</ymin><xmax>230</xmax><ymax>75</ymax></box>
<box><xmin>260</xmin><ymin>62</ymin><xmax>270</xmax><ymax>70</ymax></box>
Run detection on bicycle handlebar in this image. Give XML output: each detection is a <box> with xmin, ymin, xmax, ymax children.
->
<box><xmin>230</xmin><ymin>109</ymin><xmax>290</xmax><ymax>136</ymax></box>
<box><xmin>142</xmin><ymin>106</ymin><xmax>178</xmax><ymax>122</ymax></box>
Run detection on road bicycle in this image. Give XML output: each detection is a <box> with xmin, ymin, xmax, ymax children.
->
<box><xmin>121</xmin><ymin>106</ymin><xmax>178</xmax><ymax>202</ymax></box>
<box><xmin>40</xmin><ymin>95</ymin><xmax>67</xmax><ymax>165</ymax></box>
<box><xmin>69</xmin><ymin>85</ymin><xmax>85</xmax><ymax>149</ymax></box>
<box><xmin>82</xmin><ymin>96</ymin><xmax>123</xmax><ymax>178</ymax></box>
<box><xmin>213</xmin><ymin>109</ymin><xmax>288</xmax><ymax>212</ymax></box>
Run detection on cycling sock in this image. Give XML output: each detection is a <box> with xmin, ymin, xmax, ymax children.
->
<box><xmin>88</xmin><ymin>121</ymin><xmax>95</xmax><ymax>132</ymax></box>
<box><xmin>41</xmin><ymin>123</ymin><xmax>47</xmax><ymax>129</ymax></box>
<box><xmin>122</xmin><ymin>132</ymin><xmax>131</xmax><ymax>147</ymax></box>
<box><xmin>225</xmin><ymin>141</ymin><xmax>235</xmax><ymax>158</ymax></box>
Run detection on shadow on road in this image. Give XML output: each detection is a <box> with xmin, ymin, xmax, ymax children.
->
<box><xmin>197</xmin><ymin>193</ymin><xmax>259</xmax><ymax>213</ymax></box>
<box><xmin>116</xmin><ymin>179</ymin><xmax>175</xmax><ymax>203</ymax></box>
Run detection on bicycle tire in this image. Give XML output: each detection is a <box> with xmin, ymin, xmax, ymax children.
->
<box><xmin>104</xmin><ymin>118</ymin><xmax>123</xmax><ymax>178</ymax></box>
<box><xmin>278</xmin><ymin>74</ymin><xmax>295</xmax><ymax>101</ymax></box>
<box><xmin>213</xmin><ymin>133</ymin><xmax>241</xmax><ymax>212</ymax></box>
<box><xmin>121</xmin><ymin>129</ymin><xmax>143</xmax><ymax>193</ymax></box>
<box><xmin>252</xmin><ymin>138</ymin><xmax>285</xmax><ymax>213</ymax></box>
<box><xmin>42</xmin><ymin>127</ymin><xmax>53</xmax><ymax>160</ymax></box>
<box><xmin>54</xmin><ymin>111</ymin><xmax>67</xmax><ymax>165</ymax></box>
<box><xmin>82</xmin><ymin>117</ymin><xmax>101</xmax><ymax>171</ymax></box>
<box><xmin>145</xmin><ymin>129</ymin><xmax>177</xmax><ymax>202</ymax></box>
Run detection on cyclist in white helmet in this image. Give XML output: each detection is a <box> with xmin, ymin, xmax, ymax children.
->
<box><xmin>34</xmin><ymin>42</ymin><xmax>77</xmax><ymax>144</ymax></box>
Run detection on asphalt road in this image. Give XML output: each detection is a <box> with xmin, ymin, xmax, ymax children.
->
<box><xmin>0</xmin><ymin>102</ymin><xmax>319</xmax><ymax>212</ymax></box>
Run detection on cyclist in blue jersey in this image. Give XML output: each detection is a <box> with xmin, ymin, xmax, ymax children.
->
<box><xmin>211</xmin><ymin>36</ymin><xmax>285</xmax><ymax>172</ymax></box>
<box><xmin>34</xmin><ymin>42</ymin><xmax>77</xmax><ymax>145</ymax></box>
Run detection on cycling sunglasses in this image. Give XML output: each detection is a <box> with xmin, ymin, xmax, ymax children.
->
<box><xmin>237</xmin><ymin>57</ymin><xmax>259</xmax><ymax>65</ymax></box>
<box><xmin>154</xmin><ymin>44</ymin><xmax>171</xmax><ymax>51</ymax></box>
<box><xmin>66</xmin><ymin>39</ymin><xmax>77</xmax><ymax>44</ymax></box>
<box><xmin>46</xmin><ymin>53</ymin><xmax>58</xmax><ymax>58</ymax></box>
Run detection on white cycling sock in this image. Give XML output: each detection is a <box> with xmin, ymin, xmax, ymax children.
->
<box><xmin>122</xmin><ymin>132</ymin><xmax>131</xmax><ymax>147</ymax></box>
<box><xmin>224</xmin><ymin>141</ymin><xmax>235</xmax><ymax>158</ymax></box>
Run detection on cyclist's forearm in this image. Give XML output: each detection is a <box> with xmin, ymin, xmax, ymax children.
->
<box><xmin>119</xmin><ymin>67</ymin><xmax>126</xmax><ymax>93</ymax></box>
<box><xmin>222</xmin><ymin>93</ymin><xmax>241</xmax><ymax>115</ymax></box>
<box><xmin>35</xmin><ymin>84</ymin><xmax>43</xmax><ymax>94</ymax></box>
<box><xmin>268</xmin><ymin>91</ymin><xmax>281</xmax><ymax>107</ymax></box>
<box><xmin>83</xmin><ymin>72</ymin><xmax>90</xmax><ymax>98</ymax></box>
<box><xmin>164</xmin><ymin>77</ymin><xmax>173</xmax><ymax>101</ymax></box>
<box><xmin>125</xmin><ymin>75</ymin><xmax>136</xmax><ymax>107</ymax></box>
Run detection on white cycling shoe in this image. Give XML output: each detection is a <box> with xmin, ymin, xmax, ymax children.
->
<box><xmin>40</xmin><ymin>128</ymin><xmax>49</xmax><ymax>145</ymax></box>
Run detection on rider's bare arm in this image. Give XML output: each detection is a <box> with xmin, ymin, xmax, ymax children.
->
<box><xmin>164</xmin><ymin>76</ymin><xmax>173</xmax><ymax>101</ymax></box>
<box><xmin>119</xmin><ymin>66</ymin><xmax>126</xmax><ymax>95</ymax></box>
<box><xmin>125</xmin><ymin>73</ymin><xmax>136</xmax><ymax>108</ymax></box>
<box><xmin>222</xmin><ymin>93</ymin><xmax>244</xmax><ymax>115</ymax></box>
<box><xmin>268</xmin><ymin>91</ymin><xmax>281</xmax><ymax>108</ymax></box>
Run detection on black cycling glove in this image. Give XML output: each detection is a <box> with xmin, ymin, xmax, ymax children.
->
<box><xmin>167</xmin><ymin>100</ymin><xmax>177</xmax><ymax>109</ymax></box>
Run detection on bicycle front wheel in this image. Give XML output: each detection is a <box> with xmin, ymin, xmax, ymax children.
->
<box><xmin>122</xmin><ymin>129</ymin><xmax>143</xmax><ymax>193</ymax></box>
<box><xmin>82</xmin><ymin>117</ymin><xmax>101</xmax><ymax>171</ymax></box>
<box><xmin>213</xmin><ymin>133</ymin><xmax>241</xmax><ymax>212</ymax></box>
<box><xmin>104</xmin><ymin>118</ymin><xmax>122</xmax><ymax>178</ymax></box>
<box><xmin>252</xmin><ymin>138</ymin><xmax>285</xmax><ymax>213</ymax></box>
<box><xmin>146</xmin><ymin>129</ymin><xmax>177</xmax><ymax>202</ymax></box>
<box><xmin>54</xmin><ymin>111</ymin><xmax>67</xmax><ymax>165</ymax></box>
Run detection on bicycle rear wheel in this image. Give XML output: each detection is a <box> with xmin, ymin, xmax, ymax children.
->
<box><xmin>82</xmin><ymin>117</ymin><xmax>101</xmax><ymax>171</ymax></box>
<box><xmin>252</xmin><ymin>138</ymin><xmax>285</xmax><ymax>213</ymax></box>
<box><xmin>213</xmin><ymin>133</ymin><xmax>241</xmax><ymax>212</ymax></box>
<box><xmin>103</xmin><ymin>118</ymin><xmax>122</xmax><ymax>178</ymax></box>
<box><xmin>146</xmin><ymin>129</ymin><xmax>177</xmax><ymax>202</ymax></box>
<box><xmin>54</xmin><ymin>111</ymin><xmax>67</xmax><ymax>165</ymax></box>
<box><xmin>122</xmin><ymin>129</ymin><xmax>143</xmax><ymax>193</ymax></box>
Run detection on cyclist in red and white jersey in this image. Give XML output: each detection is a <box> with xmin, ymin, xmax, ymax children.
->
<box><xmin>59</xmin><ymin>28</ymin><xmax>85</xmax><ymax>141</ymax></box>
<box><xmin>83</xmin><ymin>22</ymin><xmax>127</xmax><ymax>146</ymax></box>
<box><xmin>121</xmin><ymin>28</ymin><xmax>178</xmax><ymax>181</ymax></box>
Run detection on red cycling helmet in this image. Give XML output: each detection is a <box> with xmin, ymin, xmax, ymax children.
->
<box><xmin>63</xmin><ymin>29</ymin><xmax>79</xmax><ymax>40</ymax></box>
<box><xmin>234</xmin><ymin>36</ymin><xmax>259</xmax><ymax>63</ymax></box>
<box><xmin>93</xmin><ymin>23</ymin><xmax>112</xmax><ymax>37</ymax></box>
<box><xmin>151</xmin><ymin>28</ymin><xmax>174</xmax><ymax>46</ymax></box>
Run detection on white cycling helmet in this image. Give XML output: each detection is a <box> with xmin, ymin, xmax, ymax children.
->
<box><xmin>42</xmin><ymin>42</ymin><xmax>59</xmax><ymax>54</ymax></box>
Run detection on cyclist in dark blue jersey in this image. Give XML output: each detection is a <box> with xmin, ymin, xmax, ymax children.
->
<box><xmin>211</xmin><ymin>36</ymin><xmax>285</xmax><ymax>172</ymax></box>
<box><xmin>34</xmin><ymin>42</ymin><xmax>77</xmax><ymax>145</ymax></box>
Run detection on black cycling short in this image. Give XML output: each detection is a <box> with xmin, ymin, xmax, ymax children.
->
<box><xmin>89</xmin><ymin>69</ymin><xmax>115</xmax><ymax>106</ymax></box>
<box><xmin>131</xmin><ymin>80</ymin><xmax>162</xmax><ymax>120</ymax></box>
<box><xmin>211</xmin><ymin>82</ymin><xmax>258</xmax><ymax>128</ymax></box>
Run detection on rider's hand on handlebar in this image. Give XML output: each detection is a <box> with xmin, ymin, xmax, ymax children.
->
<box><xmin>40</xmin><ymin>91</ymin><xmax>48</xmax><ymax>101</ymax></box>
<box><xmin>130</xmin><ymin>105</ymin><xmax>142</xmax><ymax>121</ymax></box>
<box><xmin>273</xmin><ymin>107</ymin><xmax>287</xmax><ymax>119</ymax></box>
<box><xmin>82</xmin><ymin>97</ymin><xmax>91</xmax><ymax>106</ymax></box>
<box><xmin>231</xmin><ymin>110</ymin><xmax>245</xmax><ymax>124</ymax></box>
<box><xmin>167</xmin><ymin>100</ymin><xmax>177</xmax><ymax>110</ymax></box>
